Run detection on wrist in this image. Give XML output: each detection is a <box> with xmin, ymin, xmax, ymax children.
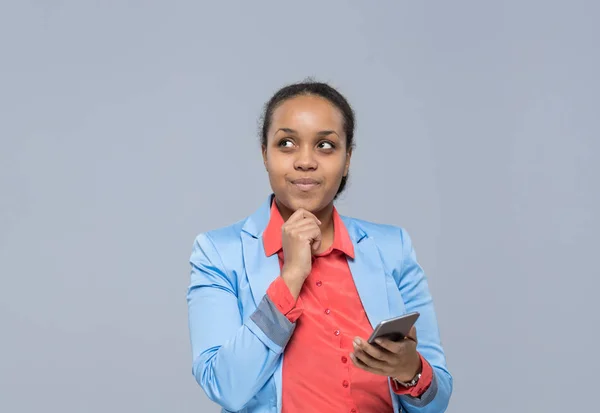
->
<box><xmin>394</xmin><ymin>353</ymin><xmax>422</xmax><ymax>382</ymax></box>
<box><xmin>281</xmin><ymin>265</ymin><xmax>308</xmax><ymax>280</ymax></box>
<box><xmin>280</xmin><ymin>270</ymin><xmax>305</xmax><ymax>300</ymax></box>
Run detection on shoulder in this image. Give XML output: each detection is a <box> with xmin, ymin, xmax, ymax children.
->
<box><xmin>200</xmin><ymin>218</ymin><xmax>246</xmax><ymax>245</ymax></box>
<box><xmin>341</xmin><ymin>214</ymin><xmax>412</xmax><ymax>246</ymax></box>
<box><xmin>190</xmin><ymin>218</ymin><xmax>247</xmax><ymax>263</ymax></box>
<box><xmin>341</xmin><ymin>215</ymin><xmax>417</xmax><ymax>272</ymax></box>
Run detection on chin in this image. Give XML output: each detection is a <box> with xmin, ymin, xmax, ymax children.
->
<box><xmin>290</xmin><ymin>198</ymin><xmax>320</xmax><ymax>212</ymax></box>
<box><xmin>279</xmin><ymin>192</ymin><xmax>330</xmax><ymax>214</ymax></box>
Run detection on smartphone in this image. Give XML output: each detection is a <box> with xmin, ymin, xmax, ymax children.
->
<box><xmin>367</xmin><ymin>312</ymin><xmax>420</xmax><ymax>344</ymax></box>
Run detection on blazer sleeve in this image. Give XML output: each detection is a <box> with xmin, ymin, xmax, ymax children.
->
<box><xmin>395</xmin><ymin>228</ymin><xmax>453</xmax><ymax>413</ymax></box>
<box><xmin>187</xmin><ymin>233</ymin><xmax>295</xmax><ymax>411</ymax></box>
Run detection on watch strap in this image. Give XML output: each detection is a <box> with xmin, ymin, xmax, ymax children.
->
<box><xmin>393</xmin><ymin>372</ymin><xmax>422</xmax><ymax>388</ymax></box>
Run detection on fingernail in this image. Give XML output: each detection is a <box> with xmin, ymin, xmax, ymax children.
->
<box><xmin>354</xmin><ymin>338</ymin><xmax>361</xmax><ymax>346</ymax></box>
<box><xmin>375</xmin><ymin>338</ymin><xmax>383</xmax><ymax>345</ymax></box>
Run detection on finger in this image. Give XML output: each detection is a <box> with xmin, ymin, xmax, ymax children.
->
<box><xmin>296</xmin><ymin>228</ymin><xmax>322</xmax><ymax>252</ymax></box>
<box><xmin>405</xmin><ymin>326</ymin><xmax>418</xmax><ymax>343</ymax></box>
<box><xmin>373</xmin><ymin>337</ymin><xmax>405</xmax><ymax>354</ymax></box>
<box><xmin>286</xmin><ymin>208</ymin><xmax>308</xmax><ymax>223</ymax></box>
<box><xmin>354</xmin><ymin>338</ymin><xmax>392</xmax><ymax>363</ymax></box>
<box><xmin>286</xmin><ymin>219</ymin><xmax>321</xmax><ymax>232</ymax></box>
<box><xmin>352</xmin><ymin>347</ymin><xmax>390</xmax><ymax>372</ymax></box>
<box><xmin>299</xmin><ymin>209</ymin><xmax>321</xmax><ymax>225</ymax></box>
<box><xmin>374</xmin><ymin>338</ymin><xmax>417</xmax><ymax>363</ymax></box>
<box><xmin>282</xmin><ymin>220</ymin><xmax>320</xmax><ymax>241</ymax></box>
<box><xmin>291</xmin><ymin>222</ymin><xmax>322</xmax><ymax>237</ymax></box>
<box><xmin>287</xmin><ymin>208</ymin><xmax>321</xmax><ymax>225</ymax></box>
<box><xmin>350</xmin><ymin>352</ymin><xmax>388</xmax><ymax>376</ymax></box>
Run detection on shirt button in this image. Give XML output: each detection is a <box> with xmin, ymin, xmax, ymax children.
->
<box><xmin>342</xmin><ymin>380</ymin><xmax>349</xmax><ymax>388</ymax></box>
<box><xmin>334</xmin><ymin>330</ymin><xmax>340</xmax><ymax>336</ymax></box>
<box><xmin>324</xmin><ymin>308</ymin><xmax>331</xmax><ymax>315</ymax></box>
<box><xmin>351</xmin><ymin>409</ymin><xmax>357</xmax><ymax>413</ymax></box>
<box><xmin>341</xmin><ymin>356</ymin><xmax>348</xmax><ymax>363</ymax></box>
<box><xmin>316</xmin><ymin>280</ymin><xmax>323</xmax><ymax>287</ymax></box>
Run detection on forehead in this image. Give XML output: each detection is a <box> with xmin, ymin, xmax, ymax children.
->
<box><xmin>270</xmin><ymin>95</ymin><xmax>344</xmax><ymax>132</ymax></box>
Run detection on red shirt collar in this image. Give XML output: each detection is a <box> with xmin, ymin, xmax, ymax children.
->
<box><xmin>263</xmin><ymin>198</ymin><xmax>355</xmax><ymax>259</ymax></box>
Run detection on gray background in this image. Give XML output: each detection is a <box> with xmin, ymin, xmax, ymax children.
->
<box><xmin>1</xmin><ymin>1</ymin><xmax>598</xmax><ymax>412</ymax></box>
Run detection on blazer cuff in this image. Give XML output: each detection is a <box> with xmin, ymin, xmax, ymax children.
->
<box><xmin>397</xmin><ymin>369</ymin><xmax>439</xmax><ymax>408</ymax></box>
<box><xmin>248</xmin><ymin>293</ymin><xmax>296</xmax><ymax>351</ymax></box>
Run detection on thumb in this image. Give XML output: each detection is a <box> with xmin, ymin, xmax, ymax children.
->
<box><xmin>311</xmin><ymin>238</ymin><xmax>321</xmax><ymax>253</ymax></box>
<box><xmin>311</xmin><ymin>232</ymin><xmax>322</xmax><ymax>253</ymax></box>
<box><xmin>405</xmin><ymin>326</ymin><xmax>418</xmax><ymax>343</ymax></box>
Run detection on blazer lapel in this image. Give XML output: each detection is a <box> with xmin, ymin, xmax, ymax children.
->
<box><xmin>241</xmin><ymin>194</ymin><xmax>281</xmax><ymax>307</ymax></box>
<box><xmin>342</xmin><ymin>216</ymin><xmax>391</xmax><ymax>329</ymax></box>
<box><xmin>241</xmin><ymin>235</ymin><xmax>281</xmax><ymax>307</ymax></box>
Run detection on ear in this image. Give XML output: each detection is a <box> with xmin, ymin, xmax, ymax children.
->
<box><xmin>343</xmin><ymin>148</ymin><xmax>352</xmax><ymax>177</ymax></box>
<box><xmin>261</xmin><ymin>145</ymin><xmax>268</xmax><ymax>170</ymax></box>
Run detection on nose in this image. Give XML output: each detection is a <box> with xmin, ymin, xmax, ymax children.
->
<box><xmin>294</xmin><ymin>147</ymin><xmax>317</xmax><ymax>171</ymax></box>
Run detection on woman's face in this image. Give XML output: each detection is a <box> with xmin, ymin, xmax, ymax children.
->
<box><xmin>262</xmin><ymin>95</ymin><xmax>351</xmax><ymax>216</ymax></box>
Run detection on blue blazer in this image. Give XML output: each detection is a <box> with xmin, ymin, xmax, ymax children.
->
<box><xmin>187</xmin><ymin>194</ymin><xmax>452</xmax><ymax>413</ymax></box>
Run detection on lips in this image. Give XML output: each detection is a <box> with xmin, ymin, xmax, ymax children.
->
<box><xmin>291</xmin><ymin>178</ymin><xmax>320</xmax><ymax>191</ymax></box>
<box><xmin>292</xmin><ymin>178</ymin><xmax>320</xmax><ymax>185</ymax></box>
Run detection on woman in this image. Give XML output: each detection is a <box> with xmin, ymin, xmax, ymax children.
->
<box><xmin>187</xmin><ymin>81</ymin><xmax>452</xmax><ymax>413</ymax></box>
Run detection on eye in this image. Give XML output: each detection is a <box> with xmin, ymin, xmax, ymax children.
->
<box><xmin>278</xmin><ymin>139</ymin><xmax>294</xmax><ymax>148</ymax></box>
<box><xmin>318</xmin><ymin>141</ymin><xmax>335</xmax><ymax>150</ymax></box>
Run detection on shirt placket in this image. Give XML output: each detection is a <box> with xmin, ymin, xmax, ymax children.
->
<box><xmin>311</xmin><ymin>256</ymin><xmax>359</xmax><ymax>413</ymax></box>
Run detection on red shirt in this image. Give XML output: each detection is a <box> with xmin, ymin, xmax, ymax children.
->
<box><xmin>264</xmin><ymin>200</ymin><xmax>433</xmax><ymax>413</ymax></box>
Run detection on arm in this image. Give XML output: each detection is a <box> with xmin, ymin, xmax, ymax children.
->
<box><xmin>395</xmin><ymin>228</ymin><xmax>453</xmax><ymax>413</ymax></box>
<box><xmin>187</xmin><ymin>233</ymin><xmax>295</xmax><ymax>411</ymax></box>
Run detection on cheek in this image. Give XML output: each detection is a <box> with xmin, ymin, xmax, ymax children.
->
<box><xmin>323</xmin><ymin>157</ymin><xmax>348</xmax><ymax>178</ymax></box>
<box><xmin>265</xmin><ymin>155</ymin><xmax>290</xmax><ymax>181</ymax></box>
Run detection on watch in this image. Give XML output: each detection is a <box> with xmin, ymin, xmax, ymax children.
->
<box><xmin>393</xmin><ymin>372</ymin><xmax>422</xmax><ymax>388</ymax></box>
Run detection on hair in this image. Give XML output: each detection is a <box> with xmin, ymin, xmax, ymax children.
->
<box><xmin>260</xmin><ymin>79</ymin><xmax>356</xmax><ymax>199</ymax></box>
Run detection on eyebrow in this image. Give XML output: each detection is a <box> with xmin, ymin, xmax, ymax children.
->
<box><xmin>275</xmin><ymin>128</ymin><xmax>340</xmax><ymax>138</ymax></box>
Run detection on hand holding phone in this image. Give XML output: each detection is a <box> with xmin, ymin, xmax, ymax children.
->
<box><xmin>351</xmin><ymin>311</ymin><xmax>422</xmax><ymax>382</ymax></box>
